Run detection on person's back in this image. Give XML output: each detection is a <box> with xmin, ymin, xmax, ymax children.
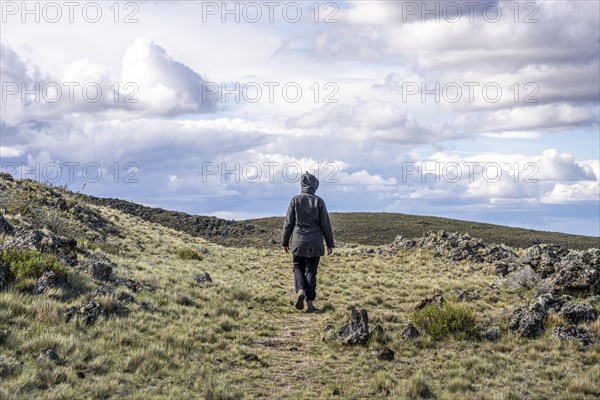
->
<box><xmin>282</xmin><ymin>172</ymin><xmax>334</xmax><ymax>312</ymax></box>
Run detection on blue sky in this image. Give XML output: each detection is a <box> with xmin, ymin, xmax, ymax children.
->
<box><xmin>1</xmin><ymin>0</ymin><xmax>599</xmax><ymax>236</ymax></box>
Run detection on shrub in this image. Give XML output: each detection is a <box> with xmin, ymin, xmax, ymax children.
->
<box><xmin>0</xmin><ymin>248</ymin><xmax>67</xmax><ymax>281</ymax></box>
<box><xmin>411</xmin><ymin>302</ymin><xmax>480</xmax><ymax>340</ymax></box>
<box><xmin>176</xmin><ymin>247</ymin><xmax>203</xmax><ymax>261</ymax></box>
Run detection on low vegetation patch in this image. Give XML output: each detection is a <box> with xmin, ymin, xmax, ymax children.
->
<box><xmin>411</xmin><ymin>302</ymin><xmax>480</xmax><ymax>340</ymax></box>
<box><xmin>0</xmin><ymin>248</ymin><xmax>67</xmax><ymax>281</ymax></box>
<box><xmin>176</xmin><ymin>246</ymin><xmax>203</xmax><ymax>261</ymax></box>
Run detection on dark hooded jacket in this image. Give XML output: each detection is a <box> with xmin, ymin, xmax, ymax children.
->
<box><xmin>281</xmin><ymin>172</ymin><xmax>335</xmax><ymax>257</ymax></box>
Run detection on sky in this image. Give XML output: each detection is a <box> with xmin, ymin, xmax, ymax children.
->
<box><xmin>1</xmin><ymin>0</ymin><xmax>599</xmax><ymax>236</ymax></box>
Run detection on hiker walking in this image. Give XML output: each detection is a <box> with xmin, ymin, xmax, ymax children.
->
<box><xmin>282</xmin><ymin>172</ymin><xmax>335</xmax><ymax>313</ymax></box>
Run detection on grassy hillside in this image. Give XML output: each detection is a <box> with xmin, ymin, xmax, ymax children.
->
<box><xmin>250</xmin><ymin>212</ymin><xmax>600</xmax><ymax>250</ymax></box>
<box><xmin>0</xmin><ymin>176</ymin><xmax>599</xmax><ymax>399</ymax></box>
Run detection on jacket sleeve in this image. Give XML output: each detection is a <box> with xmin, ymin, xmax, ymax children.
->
<box><xmin>319</xmin><ymin>201</ymin><xmax>335</xmax><ymax>248</ymax></box>
<box><xmin>281</xmin><ymin>199</ymin><xmax>295</xmax><ymax>246</ymax></box>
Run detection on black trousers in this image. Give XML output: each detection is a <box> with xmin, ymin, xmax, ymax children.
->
<box><xmin>293</xmin><ymin>255</ymin><xmax>320</xmax><ymax>301</ymax></box>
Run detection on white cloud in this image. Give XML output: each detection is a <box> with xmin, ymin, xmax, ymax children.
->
<box><xmin>286</xmin><ymin>99</ymin><xmax>439</xmax><ymax>144</ymax></box>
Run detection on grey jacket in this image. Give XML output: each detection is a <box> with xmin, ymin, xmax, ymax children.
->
<box><xmin>281</xmin><ymin>172</ymin><xmax>335</xmax><ymax>257</ymax></box>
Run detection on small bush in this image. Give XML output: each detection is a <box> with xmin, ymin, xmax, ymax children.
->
<box><xmin>0</xmin><ymin>248</ymin><xmax>67</xmax><ymax>281</ymax></box>
<box><xmin>176</xmin><ymin>247</ymin><xmax>203</xmax><ymax>261</ymax></box>
<box><xmin>411</xmin><ymin>302</ymin><xmax>480</xmax><ymax>340</ymax></box>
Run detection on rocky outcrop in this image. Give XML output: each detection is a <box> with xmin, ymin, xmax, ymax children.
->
<box><xmin>558</xmin><ymin>302</ymin><xmax>597</xmax><ymax>324</ymax></box>
<box><xmin>33</xmin><ymin>271</ymin><xmax>65</xmax><ymax>295</ymax></box>
<box><xmin>0</xmin><ymin>228</ymin><xmax>77</xmax><ymax>266</ymax></box>
<box><xmin>551</xmin><ymin>326</ymin><xmax>594</xmax><ymax>351</ymax></box>
<box><xmin>508</xmin><ymin>300</ymin><xmax>548</xmax><ymax>338</ymax></box>
<box><xmin>65</xmin><ymin>300</ymin><xmax>104</xmax><ymax>325</ymax></box>
<box><xmin>338</xmin><ymin>308</ymin><xmax>369</xmax><ymax>345</ymax></box>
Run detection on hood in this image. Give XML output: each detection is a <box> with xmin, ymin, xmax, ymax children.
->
<box><xmin>301</xmin><ymin>172</ymin><xmax>319</xmax><ymax>194</ymax></box>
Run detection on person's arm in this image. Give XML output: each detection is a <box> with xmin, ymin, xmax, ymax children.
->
<box><xmin>281</xmin><ymin>199</ymin><xmax>295</xmax><ymax>252</ymax></box>
<box><xmin>319</xmin><ymin>200</ymin><xmax>335</xmax><ymax>254</ymax></box>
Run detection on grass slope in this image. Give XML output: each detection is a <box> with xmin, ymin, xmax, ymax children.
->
<box><xmin>250</xmin><ymin>212</ymin><xmax>600</xmax><ymax>250</ymax></box>
<box><xmin>0</xmin><ymin>177</ymin><xmax>599</xmax><ymax>399</ymax></box>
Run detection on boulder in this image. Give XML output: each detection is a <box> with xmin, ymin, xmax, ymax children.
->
<box><xmin>536</xmin><ymin>292</ymin><xmax>571</xmax><ymax>312</ymax></box>
<box><xmin>401</xmin><ymin>323</ymin><xmax>420</xmax><ymax>340</ymax></box>
<box><xmin>377</xmin><ymin>348</ymin><xmax>395</xmax><ymax>361</ymax></box>
<box><xmin>0</xmin><ymin>213</ymin><xmax>14</xmax><ymax>235</ymax></box>
<box><xmin>553</xmin><ymin>257</ymin><xmax>599</xmax><ymax>295</ymax></box>
<box><xmin>338</xmin><ymin>308</ymin><xmax>369</xmax><ymax>345</ymax></box>
<box><xmin>84</xmin><ymin>253</ymin><xmax>116</xmax><ymax>282</ymax></box>
<box><xmin>483</xmin><ymin>245</ymin><xmax>517</xmax><ymax>263</ymax></box>
<box><xmin>193</xmin><ymin>272</ymin><xmax>213</xmax><ymax>283</ymax></box>
<box><xmin>551</xmin><ymin>326</ymin><xmax>594</xmax><ymax>351</ymax></box>
<box><xmin>116</xmin><ymin>277</ymin><xmax>145</xmax><ymax>292</ymax></box>
<box><xmin>508</xmin><ymin>301</ymin><xmax>548</xmax><ymax>338</ymax></box>
<box><xmin>558</xmin><ymin>302</ymin><xmax>597</xmax><ymax>324</ymax></box>
<box><xmin>65</xmin><ymin>300</ymin><xmax>104</xmax><ymax>325</ymax></box>
<box><xmin>33</xmin><ymin>271</ymin><xmax>64</xmax><ymax>294</ymax></box>
<box><xmin>415</xmin><ymin>294</ymin><xmax>445</xmax><ymax>311</ymax></box>
<box><xmin>521</xmin><ymin>244</ymin><xmax>568</xmax><ymax>277</ymax></box>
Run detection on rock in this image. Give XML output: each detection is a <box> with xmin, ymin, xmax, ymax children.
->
<box><xmin>415</xmin><ymin>294</ymin><xmax>445</xmax><ymax>310</ymax></box>
<box><xmin>521</xmin><ymin>244</ymin><xmax>568</xmax><ymax>277</ymax></box>
<box><xmin>558</xmin><ymin>302</ymin><xmax>597</xmax><ymax>324</ymax></box>
<box><xmin>494</xmin><ymin>261</ymin><xmax>520</xmax><ymax>277</ymax></box>
<box><xmin>89</xmin><ymin>262</ymin><xmax>113</xmax><ymax>281</ymax></box>
<box><xmin>508</xmin><ymin>301</ymin><xmax>548</xmax><ymax>338</ymax></box>
<box><xmin>448</xmin><ymin>244</ymin><xmax>483</xmax><ymax>263</ymax></box>
<box><xmin>483</xmin><ymin>245</ymin><xmax>517</xmax><ymax>263</ymax></box>
<box><xmin>553</xmin><ymin>255</ymin><xmax>599</xmax><ymax>295</ymax></box>
<box><xmin>117</xmin><ymin>291</ymin><xmax>136</xmax><ymax>303</ymax></box>
<box><xmin>482</xmin><ymin>326</ymin><xmax>500</xmax><ymax>341</ymax></box>
<box><xmin>0</xmin><ymin>228</ymin><xmax>78</xmax><ymax>266</ymax></box>
<box><xmin>377</xmin><ymin>347</ymin><xmax>395</xmax><ymax>361</ymax></box>
<box><xmin>193</xmin><ymin>272</ymin><xmax>212</xmax><ymax>283</ymax></box>
<box><xmin>116</xmin><ymin>277</ymin><xmax>145</xmax><ymax>292</ymax></box>
<box><xmin>37</xmin><ymin>348</ymin><xmax>61</xmax><ymax>365</ymax></box>
<box><xmin>84</xmin><ymin>253</ymin><xmax>115</xmax><ymax>281</ymax></box>
<box><xmin>33</xmin><ymin>271</ymin><xmax>64</xmax><ymax>295</ymax></box>
<box><xmin>65</xmin><ymin>300</ymin><xmax>104</xmax><ymax>325</ymax></box>
<box><xmin>536</xmin><ymin>292</ymin><xmax>571</xmax><ymax>312</ymax></box>
<box><xmin>95</xmin><ymin>285</ymin><xmax>114</xmax><ymax>297</ymax></box>
<box><xmin>401</xmin><ymin>323</ymin><xmax>420</xmax><ymax>340</ymax></box>
<box><xmin>338</xmin><ymin>308</ymin><xmax>369</xmax><ymax>345</ymax></box>
<box><xmin>0</xmin><ymin>213</ymin><xmax>14</xmax><ymax>235</ymax></box>
<box><xmin>0</xmin><ymin>260</ymin><xmax>8</xmax><ymax>290</ymax></box>
<box><xmin>552</xmin><ymin>326</ymin><xmax>594</xmax><ymax>351</ymax></box>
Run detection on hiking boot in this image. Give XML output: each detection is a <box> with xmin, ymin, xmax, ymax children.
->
<box><xmin>294</xmin><ymin>289</ymin><xmax>305</xmax><ymax>310</ymax></box>
<box><xmin>305</xmin><ymin>300</ymin><xmax>318</xmax><ymax>313</ymax></box>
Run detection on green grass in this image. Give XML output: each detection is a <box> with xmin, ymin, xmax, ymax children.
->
<box><xmin>0</xmin><ymin>176</ymin><xmax>599</xmax><ymax>399</ymax></box>
<box><xmin>411</xmin><ymin>302</ymin><xmax>480</xmax><ymax>340</ymax></box>
<box><xmin>176</xmin><ymin>247</ymin><xmax>204</xmax><ymax>261</ymax></box>
<box><xmin>0</xmin><ymin>248</ymin><xmax>67</xmax><ymax>280</ymax></box>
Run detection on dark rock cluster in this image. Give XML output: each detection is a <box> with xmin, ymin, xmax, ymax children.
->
<box><xmin>338</xmin><ymin>308</ymin><xmax>370</xmax><ymax>345</ymax></box>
